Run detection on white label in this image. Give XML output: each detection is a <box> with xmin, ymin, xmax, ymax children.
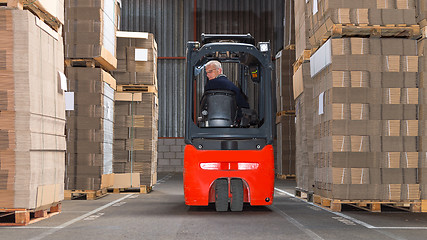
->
<box><xmin>116</xmin><ymin>31</ymin><xmax>148</xmax><ymax>39</ymax></box>
<box><xmin>65</xmin><ymin>92</ymin><xmax>74</xmax><ymax>110</ymax></box>
<box><xmin>310</xmin><ymin>39</ymin><xmax>332</xmax><ymax>77</ymax></box>
<box><xmin>135</xmin><ymin>48</ymin><xmax>148</xmax><ymax>61</ymax></box>
<box><xmin>59</xmin><ymin>71</ymin><xmax>67</xmax><ymax>91</ymax></box>
<box><xmin>318</xmin><ymin>92</ymin><xmax>324</xmax><ymax>115</ymax></box>
<box><xmin>313</xmin><ymin>0</ymin><xmax>318</xmax><ymax>15</ymax></box>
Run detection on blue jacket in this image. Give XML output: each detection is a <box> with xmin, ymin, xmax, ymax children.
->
<box><xmin>204</xmin><ymin>75</ymin><xmax>250</xmax><ymax>109</ymax></box>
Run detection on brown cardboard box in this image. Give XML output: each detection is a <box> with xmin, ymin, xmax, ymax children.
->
<box><xmin>64</xmin><ymin>0</ymin><xmax>118</xmax><ymax>70</ymax></box>
<box><xmin>65</xmin><ymin>67</ymin><xmax>115</xmax><ymax>191</ymax></box>
<box><xmin>0</xmin><ymin>9</ymin><xmax>66</xmax><ymax>209</ymax></box>
<box><xmin>275</xmin><ymin>49</ymin><xmax>296</xmax><ymax>112</ymax></box>
<box><xmin>295</xmin><ymin>62</ymin><xmax>315</xmax><ymax>192</ymax></box>
<box><xmin>112</xmin><ymin>173</ymin><xmax>140</xmax><ymax>188</ymax></box>
<box><xmin>294</xmin><ymin>0</ymin><xmax>312</xmax><ymax>59</ymax></box>
<box><xmin>114</xmin><ymin>32</ymin><xmax>158</xmax><ymax>85</ymax></box>
<box><xmin>309</xmin><ymin>37</ymin><xmax>420</xmax><ymax>201</ymax></box>
<box><xmin>284</xmin><ymin>0</ymin><xmax>295</xmax><ymax>48</ymax></box>
<box><xmin>276</xmin><ymin>115</ymin><xmax>296</xmax><ymax>176</ymax></box>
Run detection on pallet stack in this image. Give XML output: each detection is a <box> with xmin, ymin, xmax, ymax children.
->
<box><xmin>64</xmin><ymin>0</ymin><xmax>119</xmax><ymax>195</ymax></box>
<box><xmin>418</xmin><ymin>0</ymin><xmax>427</xmax><ymax>209</ymax></box>
<box><xmin>275</xmin><ymin>49</ymin><xmax>296</xmax><ymax>178</ymax></box>
<box><xmin>0</xmin><ymin>1</ymin><xmax>65</xmax><ymax>224</ymax></box>
<box><xmin>294</xmin><ymin>0</ymin><xmax>424</xmax><ymax>212</ymax></box>
<box><xmin>275</xmin><ymin>0</ymin><xmax>296</xmax><ymax>179</ymax></box>
<box><xmin>293</xmin><ymin>0</ymin><xmax>315</xmax><ymax>197</ymax></box>
<box><xmin>112</xmin><ymin>32</ymin><xmax>158</xmax><ymax>192</ymax></box>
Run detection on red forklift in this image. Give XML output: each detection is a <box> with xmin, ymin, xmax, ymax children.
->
<box><xmin>183</xmin><ymin>34</ymin><xmax>275</xmax><ymax>212</ymax></box>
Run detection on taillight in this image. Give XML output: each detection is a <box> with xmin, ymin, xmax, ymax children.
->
<box><xmin>200</xmin><ymin>162</ymin><xmax>221</xmax><ymax>170</ymax></box>
<box><xmin>237</xmin><ymin>163</ymin><xmax>259</xmax><ymax>170</ymax></box>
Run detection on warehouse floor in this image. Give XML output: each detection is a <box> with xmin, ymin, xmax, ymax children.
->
<box><xmin>2</xmin><ymin>173</ymin><xmax>427</xmax><ymax>240</ymax></box>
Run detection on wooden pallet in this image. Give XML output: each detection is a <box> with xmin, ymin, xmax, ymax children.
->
<box><xmin>140</xmin><ymin>185</ymin><xmax>153</xmax><ymax>194</ymax></box>
<box><xmin>64</xmin><ymin>188</ymin><xmax>108</xmax><ymax>200</ymax></box>
<box><xmin>276</xmin><ymin>174</ymin><xmax>296</xmax><ymax>180</ymax></box>
<box><xmin>293</xmin><ymin>50</ymin><xmax>312</xmax><ymax>74</ymax></box>
<box><xmin>0</xmin><ymin>203</ymin><xmax>61</xmax><ymax>226</ymax></box>
<box><xmin>109</xmin><ymin>185</ymin><xmax>152</xmax><ymax>194</ymax></box>
<box><xmin>276</xmin><ymin>110</ymin><xmax>296</xmax><ymax>124</ymax></box>
<box><xmin>284</xmin><ymin>44</ymin><xmax>295</xmax><ymax>50</ymax></box>
<box><xmin>0</xmin><ymin>0</ymin><xmax>62</xmax><ymax>32</ymax></box>
<box><xmin>331</xmin><ymin>24</ymin><xmax>420</xmax><ymax>39</ymax></box>
<box><xmin>65</xmin><ymin>58</ymin><xmax>107</xmax><ymax>69</ymax></box>
<box><xmin>310</xmin><ymin>18</ymin><xmax>420</xmax><ymax>49</ymax></box>
<box><xmin>313</xmin><ymin>194</ymin><xmax>422</xmax><ymax>213</ymax></box>
<box><xmin>295</xmin><ymin>188</ymin><xmax>314</xmax><ymax>202</ymax></box>
<box><xmin>276</xmin><ymin>110</ymin><xmax>296</xmax><ymax>117</ymax></box>
<box><xmin>117</xmin><ymin>84</ymin><xmax>157</xmax><ymax>94</ymax></box>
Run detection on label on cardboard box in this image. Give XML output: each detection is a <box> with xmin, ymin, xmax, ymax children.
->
<box><xmin>65</xmin><ymin>92</ymin><xmax>74</xmax><ymax>110</ymax></box>
<box><xmin>313</xmin><ymin>0</ymin><xmax>318</xmax><ymax>15</ymax></box>
<box><xmin>319</xmin><ymin>92</ymin><xmax>324</xmax><ymax>115</ymax></box>
<box><xmin>59</xmin><ymin>71</ymin><xmax>67</xmax><ymax>91</ymax></box>
<box><xmin>135</xmin><ymin>48</ymin><xmax>148</xmax><ymax>61</ymax></box>
<box><xmin>310</xmin><ymin>39</ymin><xmax>331</xmax><ymax>77</ymax></box>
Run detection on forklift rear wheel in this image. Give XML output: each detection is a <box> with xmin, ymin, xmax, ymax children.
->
<box><xmin>215</xmin><ymin>179</ymin><xmax>229</xmax><ymax>212</ymax></box>
<box><xmin>230</xmin><ymin>178</ymin><xmax>244</xmax><ymax>212</ymax></box>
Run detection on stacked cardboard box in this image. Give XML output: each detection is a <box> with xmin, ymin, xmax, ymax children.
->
<box><xmin>293</xmin><ymin>62</ymin><xmax>314</xmax><ymax>193</ymax></box>
<box><xmin>64</xmin><ymin>0</ymin><xmax>119</xmax><ymax>71</ymax></box>
<box><xmin>294</xmin><ymin>0</ymin><xmax>315</xmax><ymax>194</ymax></box>
<box><xmin>295</xmin><ymin>0</ymin><xmax>312</xmax><ymax>62</ymax></box>
<box><xmin>0</xmin><ymin>8</ymin><xmax>66</xmax><ymax>209</ymax></box>
<box><xmin>417</xmin><ymin>0</ymin><xmax>427</xmax><ymax>201</ymax></box>
<box><xmin>275</xmin><ymin>49</ymin><xmax>296</xmax><ymax>176</ymax></box>
<box><xmin>65</xmin><ymin>68</ymin><xmax>116</xmax><ymax>190</ymax></box>
<box><xmin>311</xmin><ymin>38</ymin><xmax>419</xmax><ymax>200</ymax></box>
<box><xmin>114</xmin><ymin>32</ymin><xmax>158</xmax><ymax>85</ymax></box>
<box><xmin>306</xmin><ymin>0</ymin><xmax>417</xmax><ymax>48</ymax></box>
<box><xmin>293</xmin><ymin>1</ymin><xmax>423</xmax><ymax>203</ymax></box>
<box><xmin>283</xmin><ymin>0</ymin><xmax>295</xmax><ymax>48</ymax></box>
<box><xmin>112</xmin><ymin>32</ymin><xmax>158</xmax><ymax>188</ymax></box>
<box><xmin>64</xmin><ymin>0</ymin><xmax>119</xmax><ymax>191</ymax></box>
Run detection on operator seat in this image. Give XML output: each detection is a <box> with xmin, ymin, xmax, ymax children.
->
<box><xmin>199</xmin><ymin>90</ymin><xmax>237</xmax><ymax>127</ymax></box>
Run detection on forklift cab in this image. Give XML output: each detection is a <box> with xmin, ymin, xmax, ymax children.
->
<box><xmin>185</xmin><ymin>33</ymin><xmax>274</xmax><ymax>149</ymax></box>
<box><xmin>184</xmin><ymin>34</ymin><xmax>275</xmax><ymax>211</ymax></box>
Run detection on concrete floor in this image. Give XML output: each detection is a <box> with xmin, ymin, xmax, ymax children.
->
<box><xmin>1</xmin><ymin>173</ymin><xmax>427</xmax><ymax>240</ymax></box>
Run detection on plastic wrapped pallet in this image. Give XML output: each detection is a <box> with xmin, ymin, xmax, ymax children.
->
<box><xmin>0</xmin><ymin>9</ymin><xmax>66</xmax><ymax>209</ymax></box>
<box><xmin>311</xmin><ymin>37</ymin><xmax>420</xmax><ymax>200</ymax></box>
<box><xmin>64</xmin><ymin>0</ymin><xmax>119</xmax><ymax>70</ymax></box>
<box><xmin>65</xmin><ymin>67</ymin><xmax>116</xmax><ymax>190</ymax></box>
<box><xmin>293</xmin><ymin>62</ymin><xmax>315</xmax><ymax>193</ymax></box>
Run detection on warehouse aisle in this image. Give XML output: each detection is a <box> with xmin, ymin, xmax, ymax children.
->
<box><xmin>1</xmin><ymin>173</ymin><xmax>427</xmax><ymax>240</ymax></box>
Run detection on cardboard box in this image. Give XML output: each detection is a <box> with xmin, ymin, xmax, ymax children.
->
<box><xmin>112</xmin><ymin>173</ymin><xmax>140</xmax><ymax>188</ymax></box>
<box><xmin>64</xmin><ymin>0</ymin><xmax>119</xmax><ymax>70</ymax></box>
<box><xmin>0</xmin><ymin>9</ymin><xmax>66</xmax><ymax>209</ymax></box>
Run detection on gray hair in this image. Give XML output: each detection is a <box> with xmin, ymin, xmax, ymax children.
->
<box><xmin>205</xmin><ymin>60</ymin><xmax>222</xmax><ymax>70</ymax></box>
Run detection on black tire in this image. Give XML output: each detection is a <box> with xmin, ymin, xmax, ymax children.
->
<box><xmin>215</xmin><ymin>178</ymin><xmax>229</xmax><ymax>212</ymax></box>
<box><xmin>230</xmin><ymin>178</ymin><xmax>244</xmax><ymax>212</ymax></box>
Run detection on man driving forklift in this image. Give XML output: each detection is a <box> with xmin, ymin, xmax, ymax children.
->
<box><xmin>204</xmin><ymin>60</ymin><xmax>249</xmax><ymax>109</ymax></box>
